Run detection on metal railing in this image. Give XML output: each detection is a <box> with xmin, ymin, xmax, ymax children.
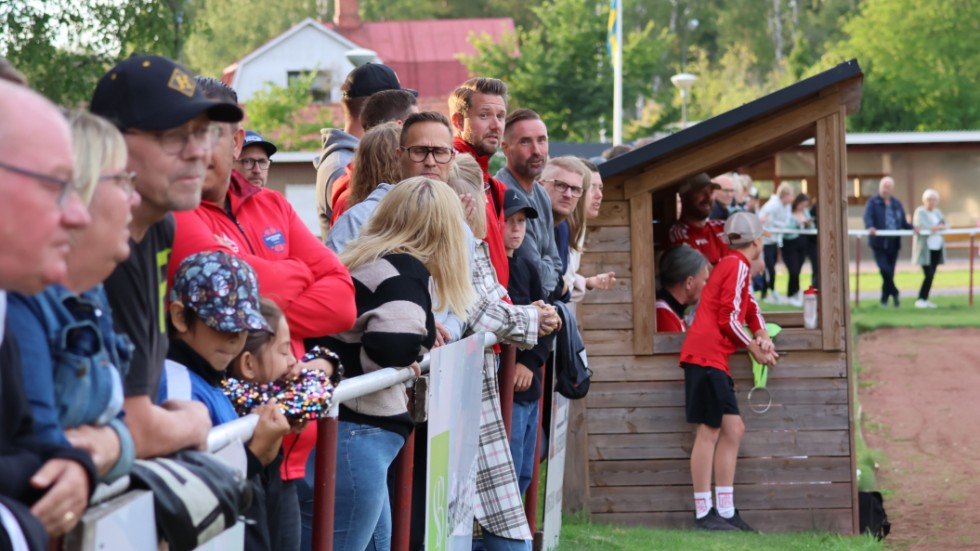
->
<box><xmin>764</xmin><ymin>227</ymin><xmax>979</xmax><ymax>306</ymax></box>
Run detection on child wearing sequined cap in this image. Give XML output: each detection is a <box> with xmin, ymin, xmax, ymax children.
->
<box><xmin>158</xmin><ymin>250</ymin><xmax>291</xmax><ymax>549</ymax></box>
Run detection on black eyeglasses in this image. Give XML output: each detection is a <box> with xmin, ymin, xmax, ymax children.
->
<box><xmin>400</xmin><ymin>146</ymin><xmax>455</xmax><ymax>164</ymax></box>
<box><xmin>0</xmin><ymin>160</ymin><xmax>77</xmax><ymax>206</ymax></box>
<box><xmin>127</xmin><ymin>124</ymin><xmax>221</xmax><ymax>155</ymax></box>
<box><xmin>542</xmin><ymin>178</ymin><xmax>584</xmax><ymax>197</ymax></box>
<box><xmin>237</xmin><ymin>158</ymin><xmax>272</xmax><ymax>170</ymax></box>
<box><xmin>99</xmin><ymin>171</ymin><xmax>137</xmax><ymax>198</ymax></box>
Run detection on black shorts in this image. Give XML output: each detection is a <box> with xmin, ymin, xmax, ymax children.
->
<box><xmin>683</xmin><ymin>362</ymin><xmax>740</xmax><ymax>428</ymax></box>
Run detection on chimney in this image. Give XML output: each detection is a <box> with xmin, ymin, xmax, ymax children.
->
<box><xmin>334</xmin><ymin>0</ymin><xmax>360</xmax><ymax>30</ymax></box>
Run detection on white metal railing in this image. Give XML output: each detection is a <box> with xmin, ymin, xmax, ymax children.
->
<box><xmin>765</xmin><ymin>227</ymin><xmax>980</xmax><ymax>237</ymax></box>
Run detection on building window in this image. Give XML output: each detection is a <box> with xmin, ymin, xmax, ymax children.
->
<box><xmin>287</xmin><ymin>70</ymin><xmax>332</xmax><ymax>103</ymax></box>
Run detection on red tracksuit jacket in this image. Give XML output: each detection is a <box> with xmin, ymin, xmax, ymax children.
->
<box><xmin>679</xmin><ymin>250</ymin><xmax>766</xmax><ymax>375</ymax></box>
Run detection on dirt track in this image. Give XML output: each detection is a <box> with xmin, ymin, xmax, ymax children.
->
<box><xmin>858</xmin><ymin>327</ymin><xmax>980</xmax><ymax>550</ymax></box>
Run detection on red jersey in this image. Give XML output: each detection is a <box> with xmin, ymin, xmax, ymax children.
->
<box><xmin>669</xmin><ymin>219</ymin><xmax>731</xmax><ymax>265</ymax></box>
<box><xmin>655</xmin><ymin>300</ymin><xmax>687</xmax><ymax>332</ymax></box>
<box><xmin>679</xmin><ymin>250</ymin><xmax>765</xmax><ymax>375</ymax></box>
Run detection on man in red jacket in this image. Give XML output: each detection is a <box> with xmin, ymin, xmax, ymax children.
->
<box><xmin>169</xmin><ymin>78</ymin><xmax>357</xmax><ymax>550</ymax></box>
<box><xmin>449</xmin><ymin>77</ymin><xmax>510</xmax><ymax>289</ymax></box>
<box><xmin>679</xmin><ymin>211</ymin><xmax>777</xmax><ymax>532</ymax></box>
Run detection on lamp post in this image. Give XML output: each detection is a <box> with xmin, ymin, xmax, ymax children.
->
<box><xmin>670</xmin><ymin>72</ymin><xmax>697</xmax><ymax>128</ymax></box>
<box><xmin>345</xmin><ymin>48</ymin><xmax>378</xmax><ymax>68</ymax></box>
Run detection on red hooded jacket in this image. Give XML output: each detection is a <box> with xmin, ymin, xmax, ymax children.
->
<box><xmin>170</xmin><ymin>171</ymin><xmax>357</xmax><ymax>479</ymax></box>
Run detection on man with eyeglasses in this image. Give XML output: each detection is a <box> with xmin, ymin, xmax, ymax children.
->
<box><xmin>497</xmin><ymin>108</ymin><xmax>562</xmax><ymax>299</ymax></box>
<box><xmin>326</xmin><ymin>111</ymin><xmax>456</xmax><ymax>254</ymax></box>
<box><xmin>236</xmin><ymin>130</ymin><xmax>277</xmax><ymax>188</ymax></box>
<box><xmin>541</xmin><ymin>157</ymin><xmax>590</xmax><ymax>301</ymax></box>
<box><xmin>0</xmin><ymin>78</ymin><xmax>97</xmax><ymax>546</ymax></box>
<box><xmin>709</xmin><ymin>173</ymin><xmax>740</xmax><ymax>221</ymax></box>
<box><xmin>89</xmin><ymin>54</ymin><xmax>243</xmax><ymax>459</ymax></box>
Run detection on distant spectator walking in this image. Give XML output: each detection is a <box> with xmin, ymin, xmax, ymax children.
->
<box><xmin>912</xmin><ymin>188</ymin><xmax>946</xmax><ymax>308</ymax></box>
<box><xmin>757</xmin><ymin>183</ymin><xmax>794</xmax><ymax>303</ymax></box>
<box><xmin>864</xmin><ymin>177</ymin><xmax>913</xmax><ymax>307</ymax></box>
<box><xmin>781</xmin><ymin>193</ymin><xmax>817</xmax><ymax>306</ymax></box>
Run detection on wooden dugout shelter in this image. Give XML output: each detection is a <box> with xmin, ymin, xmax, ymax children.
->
<box><xmin>570</xmin><ymin>60</ymin><xmax>864</xmax><ymax>533</ymax></box>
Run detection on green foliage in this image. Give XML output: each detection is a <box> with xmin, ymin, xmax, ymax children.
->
<box><xmin>685</xmin><ymin>43</ymin><xmax>794</xmax><ymax>124</ymax></box>
<box><xmin>463</xmin><ymin>0</ymin><xmax>668</xmax><ymax>142</ymax></box>
<box><xmin>0</xmin><ymin>1</ymin><xmax>191</xmax><ymax>106</ymax></box>
<box><xmin>246</xmin><ymin>71</ymin><xmax>335</xmax><ymax>151</ymax></box>
<box><xmin>822</xmin><ymin>0</ymin><xmax>980</xmax><ymax>131</ymax></box>
<box><xmin>184</xmin><ymin>0</ymin><xmax>318</xmax><ymax>77</ymax></box>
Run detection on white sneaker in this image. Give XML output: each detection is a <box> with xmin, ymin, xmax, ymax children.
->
<box><xmin>788</xmin><ymin>294</ymin><xmax>803</xmax><ymax>308</ymax></box>
<box><xmin>763</xmin><ymin>295</ymin><xmax>778</xmax><ymax>304</ymax></box>
<box><xmin>914</xmin><ymin>299</ymin><xmax>930</xmax><ymax>309</ymax></box>
<box><xmin>771</xmin><ymin>291</ymin><xmax>785</xmax><ymax>304</ymax></box>
<box><xmin>926</xmin><ymin>300</ymin><xmax>939</xmax><ymax>308</ymax></box>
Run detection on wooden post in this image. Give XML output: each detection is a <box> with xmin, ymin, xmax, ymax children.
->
<box><xmin>391</xmin><ymin>433</ymin><xmax>415</xmax><ymax>551</ymax></box>
<box><xmin>814</xmin><ymin>110</ymin><xmax>848</xmax><ymax>351</ymax></box>
<box><xmin>629</xmin><ymin>193</ymin><xmax>654</xmax><ymax>355</ymax></box>
<box><xmin>970</xmin><ymin>233</ymin><xmax>975</xmax><ymax>307</ymax></box>
<box><xmin>499</xmin><ymin>344</ymin><xmax>516</xmax><ymax>438</ymax></box>
<box><xmin>854</xmin><ymin>237</ymin><xmax>860</xmax><ymax>307</ymax></box>
<box><xmin>312</xmin><ymin>417</ymin><xmax>338</xmax><ymax>551</ymax></box>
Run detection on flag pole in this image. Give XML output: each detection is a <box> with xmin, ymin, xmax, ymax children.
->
<box><xmin>612</xmin><ymin>0</ymin><xmax>623</xmax><ymax>145</ymax></box>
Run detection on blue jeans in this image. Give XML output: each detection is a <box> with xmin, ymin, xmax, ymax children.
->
<box><xmin>279</xmin><ymin>480</ymin><xmax>301</xmax><ymax>551</ymax></box>
<box><xmin>333</xmin><ymin>421</ymin><xmax>406</xmax><ymax>551</ymax></box>
<box><xmin>508</xmin><ymin>400</ymin><xmax>539</xmax><ymax>496</ymax></box>
<box><xmin>297</xmin><ymin>459</ymin><xmax>314</xmax><ymax>551</ymax></box>
<box><xmin>477</xmin><ymin>528</ymin><xmax>532</xmax><ymax>551</ymax></box>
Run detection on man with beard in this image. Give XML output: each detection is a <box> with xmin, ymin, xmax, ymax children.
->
<box><xmin>497</xmin><ymin>108</ymin><xmax>561</xmax><ymax>297</ymax></box>
<box><xmin>449</xmin><ymin>77</ymin><xmax>511</xmax><ymax>289</ymax></box>
<box><xmin>670</xmin><ymin>173</ymin><xmax>730</xmax><ymax>265</ymax></box>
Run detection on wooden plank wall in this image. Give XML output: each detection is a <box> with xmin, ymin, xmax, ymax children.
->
<box><xmin>574</xmin><ymin>178</ymin><xmax>855</xmax><ymax>533</ymax></box>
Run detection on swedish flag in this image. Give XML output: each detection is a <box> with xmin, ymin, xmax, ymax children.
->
<box><xmin>607</xmin><ymin>0</ymin><xmax>619</xmax><ymax>65</ymax></box>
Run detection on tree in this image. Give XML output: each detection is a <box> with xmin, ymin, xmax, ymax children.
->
<box><xmin>463</xmin><ymin>0</ymin><xmax>668</xmax><ymax>142</ymax></box>
<box><xmin>246</xmin><ymin>71</ymin><xmax>337</xmax><ymax>151</ymax></box>
<box><xmin>185</xmin><ymin>0</ymin><xmax>318</xmax><ymax>78</ymax></box>
<box><xmin>821</xmin><ymin>0</ymin><xmax>980</xmax><ymax>131</ymax></box>
<box><xmin>1</xmin><ymin>1</ymin><xmax>193</xmax><ymax>106</ymax></box>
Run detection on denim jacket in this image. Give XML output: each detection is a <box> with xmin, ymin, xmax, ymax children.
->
<box><xmin>6</xmin><ymin>284</ymin><xmax>135</xmax><ymax>482</ymax></box>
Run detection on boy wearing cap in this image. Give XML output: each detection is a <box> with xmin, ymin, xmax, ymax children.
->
<box><xmin>670</xmin><ymin>173</ymin><xmax>731</xmax><ymax>265</ymax></box>
<box><xmin>503</xmin><ymin>189</ymin><xmax>557</xmax><ymax>495</ymax></box>
<box><xmin>91</xmin><ymin>54</ymin><xmax>244</xmax><ymax>459</ymax></box>
<box><xmin>236</xmin><ymin>130</ymin><xmax>277</xmax><ymax>188</ymax></box>
<box><xmin>314</xmin><ymin>63</ymin><xmax>415</xmax><ymax>237</ymax></box>
<box><xmin>679</xmin><ymin>211</ymin><xmax>778</xmax><ymax>532</ymax></box>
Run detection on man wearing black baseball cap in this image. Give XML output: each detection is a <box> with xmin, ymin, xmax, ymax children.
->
<box><xmin>91</xmin><ymin>54</ymin><xmax>243</xmax><ymax>459</ymax></box>
<box><xmin>236</xmin><ymin>130</ymin><xmax>277</xmax><ymax>188</ymax></box>
<box><xmin>314</xmin><ymin>62</ymin><xmax>415</xmax><ymax>238</ymax></box>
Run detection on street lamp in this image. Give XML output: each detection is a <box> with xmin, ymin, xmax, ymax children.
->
<box><xmin>345</xmin><ymin>48</ymin><xmax>378</xmax><ymax>68</ymax></box>
<box><xmin>671</xmin><ymin>72</ymin><xmax>697</xmax><ymax>128</ymax></box>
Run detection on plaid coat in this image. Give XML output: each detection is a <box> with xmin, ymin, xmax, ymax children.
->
<box><xmin>465</xmin><ymin>242</ymin><xmax>538</xmax><ymax>540</ymax></box>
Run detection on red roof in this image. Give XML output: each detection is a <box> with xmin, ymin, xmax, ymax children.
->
<box><xmin>324</xmin><ymin>18</ymin><xmax>515</xmax><ymax>98</ymax></box>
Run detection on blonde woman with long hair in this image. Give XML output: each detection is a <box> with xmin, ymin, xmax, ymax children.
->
<box><xmin>322</xmin><ymin>176</ymin><xmax>473</xmax><ymax>550</ymax></box>
<box><xmin>447</xmin><ymin>153</ymin><xmax>558</xmax><ymax>549</ymax></box>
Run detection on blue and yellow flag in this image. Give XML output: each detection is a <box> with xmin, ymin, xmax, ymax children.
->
<box><xmin>607</xmin><ymin>0</ymin><xmax>619</xmax><ymax>65</ymax></box>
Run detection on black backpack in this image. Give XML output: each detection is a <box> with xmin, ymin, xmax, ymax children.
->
<box><xmin>858</xmin><ymin>491</ymin><xmax>891</xmax><ymax>540</ymax></box>
<box><xmin>553</xmin><ymin>302</ymin><xmax>592</xmax><ymax>399</ymax></box>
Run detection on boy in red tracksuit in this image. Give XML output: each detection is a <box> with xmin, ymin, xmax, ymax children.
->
<box><xmin>679</xmin><ymin>212</ymin><xmax>778</xmax><ymax>532</ymax></box>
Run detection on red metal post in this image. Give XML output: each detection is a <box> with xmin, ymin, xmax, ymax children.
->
<box><xmin>390</xmin><ymin>433</ymin><xmax>415</xmax><ymax>551</ymax></box>
<box><xmin>854</xmin><ymin>236</ymin><xmax>861</xmax><ymax>307</ymax></box>
<box><xmin>970</xmin><ymin>233</ymin><xmax>975</xmax><ymax>307</ymax></box>
<box><xmin>524</xmin><ymin>396</ymin><xmax>544</xmax><ymax>533</ymax></box>
<box><xmin>498</xmin><ymin>344</ymin><xmax>517</xmax><ymax>439</ymax></box>
<box><xmin>312</xmin><ymin>417</ymin><xmax>338</xmax><ymax>551</ymax></box>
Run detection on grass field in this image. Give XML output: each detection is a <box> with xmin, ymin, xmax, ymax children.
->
<box><xmin>770</xmin><ymin>267</ymin><xmax>975</xmax><ymax>298</ymax></box>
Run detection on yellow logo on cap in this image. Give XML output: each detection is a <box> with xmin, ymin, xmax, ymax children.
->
<box><xmin>168</xmin><ymin>68</ymin><xmax>196</xmax><ymax>97</ymax></box>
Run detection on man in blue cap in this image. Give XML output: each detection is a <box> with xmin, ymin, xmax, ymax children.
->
<box><xmin>236</xmin><ymin>130</ymin><xmax>277</xmax><ymax>188</ymax></box>
<box><xmin>90</xmin><ymin>54</ymin><xmax>244</xmax><ymax>459</ymax></box>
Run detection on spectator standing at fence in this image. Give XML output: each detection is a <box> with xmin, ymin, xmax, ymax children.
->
<box><xmin>502</xmin><ymin>189</ymin><xmax>559</xmax><ymax>496</ymax></box>
<box><xmin>564</xmin><ymin>159</ymin><xmax>616</xmax><ymax>304</ymax></box>
<box><xmin>329</xmin><ymin>90</ymin><xmax>419</xmax><ymax>225</ymax></box>
<box><xmin>912</xmin><ymin>188</ymin><xmax>946</xmax><ymax>309</ymax></box>
<box><xmin>781</xmin><ymin>193</ymin><xmax>817</xmax><ymax>307</ymax></box>
<box><xmin>7</xmin><ymin>111</ymin><xmax>140</xmax><ymax>485</ymax></box>
<box><xmin>656</xmin><ymin>245</ymin><xmax>710</xmax><ymax>332</ymax></box>
<box><xmin>680</xmin><ymin>212</ymin><xmax>776</xmax><ymax>532</ymax></box>
<box><xmin>496</xmin><ymin>108</ymin><xmax>562</xmax><ymax>297</ymax></box>
<box><xmin>319</xmin><ymin>178</ymin><xmax>474</xmax><ymax>551</ymax></box>
<box><xmin>160</xmin><ymin>251</ymin><xmax>290</xmax><ymax>551</ymax></box>
<box><xmin>331</xmin><ymin>122</ymin><xmax>402</xmax><ymax>231</ymax></box>
<box><xmin>0</xmin><ymin>77</ymin><xmax>96</xmax><ymax>543</ymax></box>
<box><xmin>314</xmin><ymin>63</ymin><xmax>415</xmax><ymax>237</ymax></box>
<box><xmin>542</xmin><ymin>157</ymin><xmax>591</xmax><ymax>302</ymax></box>
<box><xmin>864</xmin><ymin>176</ymin><xmax>914</xmax><ymax>308</ymax></box>
<box><xmin>90</xmin><ymin>54</ymin><xmax>243</xmax><ymax>459</ymax></box>
<box><xmin>757</xmin><ymin>183</ymin><xmax>795</xmax><ymax>304</ymax></box>
<box><xmin>451</xmin><ymin>77</ymin><xmax>511</xmax><ymax>289</ymax></box>
<box><xmin>670</xmin><ymin>173</ymin><xmax>729</xmax><ymax>266</ymax></box>
<box><xmin>169</xmin><ymin>77</ymin><xmax>356</xmax><ymax>551</ymax></box>
<box><xmin>236</xmin><ymin>130</ymin><xmax>276</xmax><ymax>188</ymax></box>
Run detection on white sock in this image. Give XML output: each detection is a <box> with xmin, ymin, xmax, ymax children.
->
<box><xmin>716</xmin><ymin>486</ymin><xmax>734</xmax><ymax>518</ymax></box>
<box><xmin>694</xmin><ymin>491</ymin><xmax>712</xmax><ymax>519</ymax></box>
